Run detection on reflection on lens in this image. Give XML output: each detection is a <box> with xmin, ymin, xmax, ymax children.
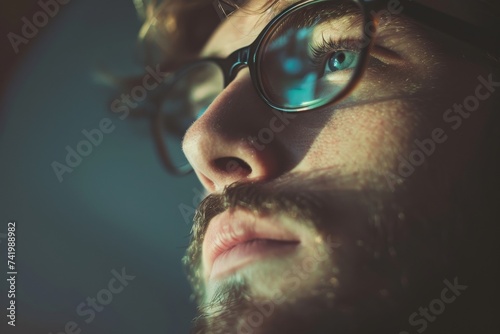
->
<box><xmin>258</xmin><ymin>0</ymin><xmax>365</xmax><ymax>110</ymax></box>
<box><xmin>162</xmin><ymin>61</ymin><xmax>224</xmax><ymax>125</ymax></box>
<box><xmin>159</xmin><ymin>61</ymin><xmax>224</xmax><ymax>170</ymax></box>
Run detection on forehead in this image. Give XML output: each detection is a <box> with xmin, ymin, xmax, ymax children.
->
<box><xmin>202</xmin><ymin>0</ymin><xmax>299</xmax><ymax>57</ymax></box>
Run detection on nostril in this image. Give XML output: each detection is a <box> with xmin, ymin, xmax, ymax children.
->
<box><xmin>214</xmin><ymin>157</ymin><xmax>252</xmax><ymax>175</ymax></box>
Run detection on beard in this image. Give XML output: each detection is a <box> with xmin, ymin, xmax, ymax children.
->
<box><xmin>183</xmin><ymin>169</ymin><xmax>496</xmax><ymax>334</ymax></box>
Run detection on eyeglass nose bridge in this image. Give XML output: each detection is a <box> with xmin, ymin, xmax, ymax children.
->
<box><xmin>222</xmin><ymin>46</ymin><xmax>253</xmax><ymax>85</ymax></box>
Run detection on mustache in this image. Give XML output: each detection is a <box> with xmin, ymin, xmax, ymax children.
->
<box><xmin>190</xmin><ymin>169</ymin><xmax>396</xmax><ymax>241</ymax></box>
<box><xmin>183</xmin><ymin>171</ymin><xmax>397</xmax><ymax>302</ymax></box>
<box><xmin>183</xmin><ymin>172</ymin><xmax>330</xmax><ymax>300</ymax></box>
<box><xmin>191</xmin><ymin>172</ymin><xmax>334</xmax><ymax>245</ymax></box>
<box><xmin>189</xmin><ymin>170</ymin><xmax>407</xmax><ymax>242</ymax></box>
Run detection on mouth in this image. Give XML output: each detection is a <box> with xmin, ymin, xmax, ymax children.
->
<box><xmin>202</xmin><ymin>209</ymin><xmax>301</xmax><ymax>281</ymax></box>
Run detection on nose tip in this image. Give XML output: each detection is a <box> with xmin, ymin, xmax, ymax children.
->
<box><xmin>181</xmin><ymin>70</ymin><xmax>291</xmax><ymax>193</ymax></box>
<box><xmin>183</xmin><ymin>130</ymin><xmax>284</xmax><ymax>192</ymax></box>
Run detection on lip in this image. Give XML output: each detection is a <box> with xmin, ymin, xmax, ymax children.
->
<box><xmin>203</xmin><ymin>210</ymin><xmax>301</xmax><ymax>280</ymax></box>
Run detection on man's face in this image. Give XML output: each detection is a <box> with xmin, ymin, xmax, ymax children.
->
<box><xmin>180</xmin><ymin>0</ymin><xmax>498</xmax><ymax>333</ymax></box>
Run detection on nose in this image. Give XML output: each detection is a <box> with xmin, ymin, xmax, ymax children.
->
<box><xmin>182</xmin><ymin>70</ymin><xmax>293</xmax><ymax>193</ymax></box>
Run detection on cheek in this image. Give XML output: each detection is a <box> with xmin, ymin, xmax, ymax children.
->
<box><xmin>298</xmin><ymin>100</ymin><xmax>420</xmax><ymax>176</ymax></box>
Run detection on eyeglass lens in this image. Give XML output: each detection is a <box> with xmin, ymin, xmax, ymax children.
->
<box><xmin>258</xmin><ymin>0</ymin><xmax>364</xmax><ymax>109</ymax></box>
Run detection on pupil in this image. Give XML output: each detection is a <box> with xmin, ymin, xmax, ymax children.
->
<box><xmin>336</xmin><ymin>52</ymin><xmax>346</xmax><ymax>64</ymax></box>
<box><xmin>329</xmin><ymin>51</ymin><xmax>347</xmax><ymax>72</ymax></box>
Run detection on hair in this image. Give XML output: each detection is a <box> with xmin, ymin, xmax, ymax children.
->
<box><xmin>136</xmin><ymin>0</ymin><xmax>276</xmax><ymax>66</ymax></box>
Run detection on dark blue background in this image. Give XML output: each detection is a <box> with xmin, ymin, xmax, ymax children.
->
<box><xmin>0</xmin><ymin>1</ymin><xmax>200</xmax><ymax>333</ymax></box>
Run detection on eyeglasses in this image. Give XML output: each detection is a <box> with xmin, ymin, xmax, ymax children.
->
<box><xmin>141</xmin><ymin>0</ymin><xmax>499</xmax><ymax>176</ymax></box>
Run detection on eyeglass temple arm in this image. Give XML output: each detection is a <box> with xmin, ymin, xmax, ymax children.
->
<box><xmin>151</xmin><ymin>112</ymin><xmax>193</xmax><ymax>176</ymax></box>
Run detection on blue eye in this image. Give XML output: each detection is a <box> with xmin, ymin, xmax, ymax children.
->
<box><xmin>326</xmin><ymin>51</ymin><xmax>359</xmax><ymax>73</ymax></box>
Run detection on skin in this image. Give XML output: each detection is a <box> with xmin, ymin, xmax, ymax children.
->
<box><xmin>183</xmin><ymin>0</ymin><xmax>489</xmax><ymax>194</ymax></box>
<box><xmin>180</xmin><ymin>1</ymin><xmax>500</xmax><ymax>333</ymax></box>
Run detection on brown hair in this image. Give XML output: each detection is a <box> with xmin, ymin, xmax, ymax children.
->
<box><xmin>136</xmin><ymin>0</ymin><xmax>216</xmax><ymax>68</ymax></box>
<box><xmin>137</xmin><ymin>0</ymin><xmax>280</xmax><ymax>67</ymax></box>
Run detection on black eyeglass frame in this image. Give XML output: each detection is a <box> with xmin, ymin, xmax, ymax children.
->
<box><xmin>150</xmin><ymin>0</ymin><xmax>499</xmax><ymax>175</ymax></box>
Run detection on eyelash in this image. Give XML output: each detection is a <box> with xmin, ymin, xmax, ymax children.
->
<box><xmin>309</xmin><ymin>37</ymin><xmax>361</xmax><ymax>68</ymax></box>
